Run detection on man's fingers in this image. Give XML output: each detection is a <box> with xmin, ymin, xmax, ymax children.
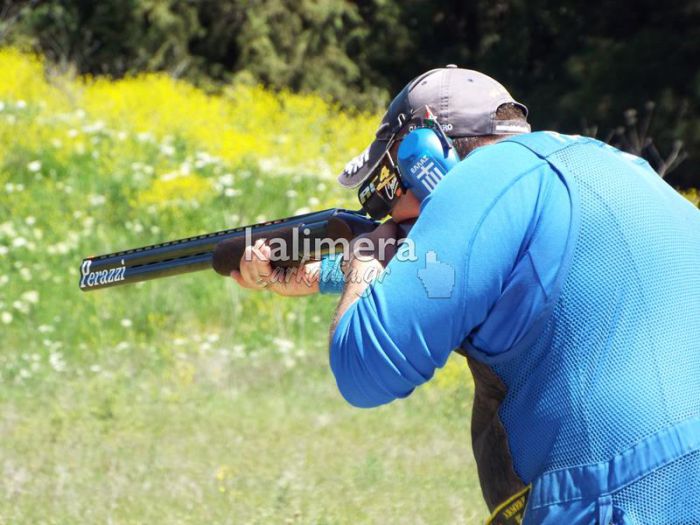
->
<box><xmin>231</xmin><ymin>270</ymin><xmax>254</xmax><ymax>289</ymax></box>
<box><xmin>238</xmin><ymin>239</ymin><xmax>274</xmax><ymax>289</ymax></box>
<box><xmin>251</xmin><ymin>242</ymin><xmax>272</xmax><ymax>277</ymax></box>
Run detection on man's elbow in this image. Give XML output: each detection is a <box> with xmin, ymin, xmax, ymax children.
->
<box><xmin>336</xmin><ymin>382</ymin><xmax>385</xmax><ymax>409</ymax></box>
<box><xmin>329</xmin><ymin>335</ymin><xmax>395</xmax><ymax>409</ymax></box>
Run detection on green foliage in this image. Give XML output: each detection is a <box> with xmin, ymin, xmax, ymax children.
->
<box><xmin>3</xmin><ymin>0</ymin><xmax>698</xmax><ymax>187</ymax></box>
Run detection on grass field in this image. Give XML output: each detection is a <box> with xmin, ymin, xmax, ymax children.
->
<box><xmin>0</xmin><ymin>49</ymin><xmax>486</xmax><ymax>524</ymax></box>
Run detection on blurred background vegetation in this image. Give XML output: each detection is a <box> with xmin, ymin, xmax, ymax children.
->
<box><xmin>0</xmin><ymin>48</ymin><xmax>483</xmax><ymax>523</ymax></box>
<box><xmin>0</xmin><ymin>2</ymin><xmax>697</xmax><ymax>524</ymax></box>
<box><xmin>1</xmin><ymin>0</ymin><xmax>698</xmax><ymax>187</ymax></box>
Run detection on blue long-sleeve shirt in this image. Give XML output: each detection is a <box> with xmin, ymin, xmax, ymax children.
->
<box><xmin>329</xmin><ymin>141</ymin><xmax>572</xmax><ymax>408</ymax></box>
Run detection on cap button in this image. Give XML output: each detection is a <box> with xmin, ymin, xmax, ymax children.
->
<box><xmin>445</xmin><ymin>64</ymin><xmax>458</xmax><ymax>68</ymax></box>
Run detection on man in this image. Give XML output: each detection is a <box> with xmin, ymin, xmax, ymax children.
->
<box><xmin>233</xmin><ymin>67</ymin><xmax>700</xmax><ymax>524</ymax></box>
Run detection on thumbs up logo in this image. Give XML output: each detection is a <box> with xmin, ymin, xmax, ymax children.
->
<box><xmin>417</xmin><ymin>251</ymin><xmax>455</xmax><ymax>298</ymax></box>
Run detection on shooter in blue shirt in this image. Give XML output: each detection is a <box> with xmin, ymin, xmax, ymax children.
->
<box><xmin>233</xmin><ymin>67</ymin><xmax>700</xmax><ymax>524</ymax></box>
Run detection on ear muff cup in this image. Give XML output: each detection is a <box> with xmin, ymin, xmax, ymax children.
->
<box><xmin>397</xmin><ymin>128</ymin><xmax>460</xmax><ymax>202</ymax></box>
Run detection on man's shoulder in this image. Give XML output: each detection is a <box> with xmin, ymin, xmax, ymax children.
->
<box><xmin>444</xmin><ymin>136</ymin><xmax>556</xmax><ymax>194</ymax></box>
<box><xmin>422</xmin><ymin>134</ymin><xmax>569</xmax><ymax>220</ymax></box>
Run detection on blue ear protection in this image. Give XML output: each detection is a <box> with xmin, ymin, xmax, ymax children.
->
<box><xmin>397</xmin><ymin>126</ymin><xmax>460</xmax><ymax>202</ymax></box>
<box><xmin>356</xmin><ymin>108</ymin><xmax>460</xmax><ymax>219</ymax></box>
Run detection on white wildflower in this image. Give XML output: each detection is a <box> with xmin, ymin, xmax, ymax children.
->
<box><xmin>117</xmin><ymin>131</ymin><xmax>127</xmax><ymax>141</ymax></box>
<box><xmin>49</xmin><ymin>352</ymin><xmax>66</xmax><ymax>372</ymax></box>
<box><xmin>160</xmin><ymin>144</ymin><xmax>175</xmax><ymax>156</ymax></box>
<box><xmin>19</xmin><ymin>268</ymin><xmax>31</xmax><ymax>281</ymax></box>
<box><xmin>21</xmin><ymin>290</ymin><xmax>39</xmax><ymax>304</ymax></box>
<box><xmin>27</xmin><ymin>160</ymin><xmax>42</xmax><ymax>172</ymax></box>
<box><xmin>273</xmin><ymin>337</ymin><xmax>295</xmax><ymax>354</ymax></box>
<box><xmin>286</xmin><ymin>190</ymin><xmax>298</xmax><ymax>198</ymax></box>
<box><xmin>90</xmin><ymin>365</ymin><xmax>101</xmax><ymax>373</ymax></box>
<box><xmin>16</xmin><ymin>100</ymin><xmax>26</xmax><ymax>109</ymax></box>
<box><xmin>0</xmin><ymin>101</ymin><xmax>4</xmax><ymax>111</ymax></box>
<box><xmin>0</xmin><ymin>246</ymin><xmax>8</xmax><ymax>256</ymax></box>
<box><xmin>219</xmin><ymin>174</ymin><xmax>234</xmax><ymax>187</ymax></box>
<box><xmin>88</xmin><ymin>194</ymin><xmax>106</xmax><ymax>206</ymax></box>
<box><xmin>224</xmin><ymin>188</ymin><xmax>239</xmax><ymax>198</ymax></box>
<box><xmin>25</xmin><ymin>216</ymin><xmax>36</xmax><ymax>226</ymax></box>
<box><xmin>67</xmin><ymin>129</ymin><xmax>79</xmax><ymax>138</ymax></box>
<box><xmin>12</xmin><ymin>237</ymin><xmax>27</xmax><ymax>248</ymax></box>
<box><xmin>120</xmin><ymin>318</ymin><xmax>132</xmax><ymax>328</ymax></box>
<box><xmin>309</xmin><ymin>197</ymin><xmax>320</xmax><ymax>207</ymax></box>
<box><xmin>82</xmin><ymin>121</ymin><xmax>105</xmax><ymax>134</ymax></box>
<box><xmin>51</xmin><ymin>138</ymin><xmax>62</xmax><ymax>148</ymax></box>
<box><xmin>38</xmin><ymin>324</ymin><xmax>54</xmax><ymax>333</ymax></box>
<box><xmin>1</xmin><ymin>312</ymin><xmax>12</xmax><ymax>324</ymax></box>
<box><xmin>12</xmin><ymin>301</ymin><xmax>29</xmax><ymax>314</ymax></box>
<box><xmin>0</xmin><ymin>222</ymin><xmax>15</xmax><ymax>236</ymax></box>
<box><xmin>47</xmin><ymin>242</ymin><xmax>69</xmax><ymax>255</ymax></box>
<box><xmin>0</xmin><ymin>275</ymin><xmax>8</xmax><ymax>285</ymax></box>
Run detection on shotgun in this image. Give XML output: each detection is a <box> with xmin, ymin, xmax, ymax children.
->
<box><xmin>79</xmin><ymin>208</ymin><xmax>378</xmax><ymax>291</ymax></box>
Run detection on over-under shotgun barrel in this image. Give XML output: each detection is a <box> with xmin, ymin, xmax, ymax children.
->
<box><xmin>79</xmin><ymin>208</ymin><xmax>378</xmax><ymax>291</ymax></box>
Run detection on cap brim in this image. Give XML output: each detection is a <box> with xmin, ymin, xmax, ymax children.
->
<box><xmin>337</xmin><ymin>138</ymin><xmax>392</xmax><ymax>189</ymax></box>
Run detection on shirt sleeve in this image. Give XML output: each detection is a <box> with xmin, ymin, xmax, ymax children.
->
<box><xmin>329</xmin><ymin>141</ymin><xmax>571</xmax><ymax>408</ymax></box>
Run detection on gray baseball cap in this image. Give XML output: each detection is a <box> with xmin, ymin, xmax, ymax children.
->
<box><xmin>338</xmin><ymin>65</ymin><xmax>530</xmax><ymax>188</ymax></box>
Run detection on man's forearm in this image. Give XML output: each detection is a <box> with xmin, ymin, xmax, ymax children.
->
<box><xmin>330</xmin><ymin>257</ymin><xmax>383</xmax><ymax>336</ymax></box>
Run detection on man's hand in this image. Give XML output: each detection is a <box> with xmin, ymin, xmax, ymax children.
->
<box><xmin>231</xmin><ymin>238</ymin><xmax>321</xmax><ymax>296</ymax></box>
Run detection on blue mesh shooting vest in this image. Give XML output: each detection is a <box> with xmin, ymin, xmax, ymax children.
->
<box><xmin>464</xmin><ymin>132</ymin><xmax>700</xmax><ymax>524</ymax></box>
